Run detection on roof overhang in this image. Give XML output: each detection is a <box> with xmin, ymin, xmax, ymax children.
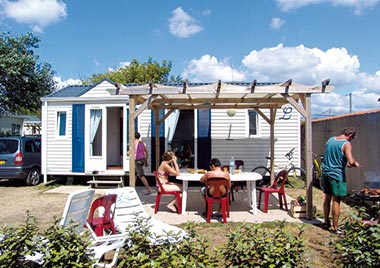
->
<box><xmin>119</xmin><ymin>79</ymin><xmax>334</xmax><ymax>112</ymax></box>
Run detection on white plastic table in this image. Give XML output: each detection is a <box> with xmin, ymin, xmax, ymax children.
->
<box><xmin>176</xmin><ymin>172</ymin><xmax>262</xmax><ymax>215</ymax></box>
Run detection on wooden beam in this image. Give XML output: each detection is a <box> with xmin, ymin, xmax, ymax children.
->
<box><xmin>303</xmin><ymin>93</ymin><xmax>314</xmax><ymax>219</ymax></box>
<box><xmin>133</xmin><ymin>95</ymin><xmax>157</xmax><ymax>119</ymax></box>
<box><xmin>153</xmin><ymin>108</ymin><xmax>161</xmax><ymax>170</ymax></box>
<box><xmin>281</xmin><ymin>93</ymin><xmax>307</xmax><ymax>118</ymax></box>
<box><xmin>129</xmin><ymin>96</ymin><xmax>136</xmax><ymax>187</ymax></box>
<box><xmin>250</xmin><ymin>79</ymin><xmax>257</xmax><ymax>93</ymax></box>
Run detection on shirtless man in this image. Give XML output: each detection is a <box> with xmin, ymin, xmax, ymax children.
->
<box><xmin>200</xmin><ymin>158</ymin><xmax>231</xmax><ymax>215</ymax></box>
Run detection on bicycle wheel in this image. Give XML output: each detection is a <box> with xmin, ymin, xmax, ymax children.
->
<box><xmin>251</xmin><ymin>166</ymin><xmax>270</xmax><ymax>186</ymax></box>
<box><xmin>287</xmin><ymin>167</ymin><xmax>306</xmax><ymax>188</ymax></box>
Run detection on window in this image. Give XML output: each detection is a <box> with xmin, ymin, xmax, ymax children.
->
<box><xmin>90</xmin><ymin>109</ymin><xmax>102</xmax><ymax>156</ymax></box>
<box><xmin>57</xmin><ymin>112</ymin><xmax>67</xmax><ymax>136</ymax></box>
<box><xmin>11</xmin><ymin>124</ymin><xmax>21</xmax><ymax>135</ymax></box>
<box><xmin>248</xmin><ymin>110</ymin><xmax>258</xmax><ymax>136</ymax></box>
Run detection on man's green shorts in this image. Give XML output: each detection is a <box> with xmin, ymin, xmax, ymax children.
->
<box><xmin>321</xmin><ymin>174</ymin><xmax>347</xmax><ymax>197</ymax></box>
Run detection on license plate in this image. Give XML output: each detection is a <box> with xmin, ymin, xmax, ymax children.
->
<box><xmin>0</xmin><ymin>160</ymin><xmax>5</xmax><ymax>165</ymax></box>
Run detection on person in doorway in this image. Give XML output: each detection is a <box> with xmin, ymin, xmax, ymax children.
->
<box><xmin>322</xmin><ymin>127</ymin><xmax>361</xmax><ymax>234</ymax></box>
<box><xmin>200</xmin><ymin>158</ymin><xmax>231</xmax><ymax>216</ymax></box>
<box><xmin>134</xmin><ymin>132</ymin><xmax>154</xmax><ymax>195</ymax></box>
<box><xmin>156</xmin><ymin>151</ymin><xmax>182</xmax><ymax>213</ymax></box>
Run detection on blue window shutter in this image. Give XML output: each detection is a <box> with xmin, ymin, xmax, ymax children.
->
<box><xmin>151</xmin><ymin>110</ymin><xmax>165</xmax><ymax>137</ymax></box>
<box><xmin>72</xmin><ymin>104</ymin><xmax>85</xmax><ymax>172</ymax></box>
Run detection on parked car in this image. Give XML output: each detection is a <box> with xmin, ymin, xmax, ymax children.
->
<box><xmin>0</xmin><ymin>136</ymin><xmax>41</xmax><ymax>186</ymax></box>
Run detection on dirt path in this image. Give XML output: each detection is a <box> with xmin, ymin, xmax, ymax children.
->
<box><xmin>0</xmin><ymin>181</ymin><xmax>68</xmax><ymax>229</ymax></box>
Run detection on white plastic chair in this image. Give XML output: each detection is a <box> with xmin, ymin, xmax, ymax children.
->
<box><xmin>105</xmin><ymin>187</ymin><xmax>187</xmax><ymax>244</ymax></box>
<box><xmin>27</xmin><ymin>189</ymin><xmax>126</xmax><ymax>268</ymax></box>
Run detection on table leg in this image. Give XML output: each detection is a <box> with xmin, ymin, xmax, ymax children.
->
<box><xmin>181</xmin><ymin>181</ymin><xmax>188</xmax><ymax>215</ymax></box>
<box><xmin>252</xmin><ymin>181</ymin><xmax>257</xmax><ymax>215</ymax></box>
<box><xmin>247</xmin><ymin>181</ymin><xmax>252</xmax><ymax>207</ymax></box>
<box><xmin>246</xmin><ymin>181</ymin><xmax>257</xmax><ymax>214</ymax></box>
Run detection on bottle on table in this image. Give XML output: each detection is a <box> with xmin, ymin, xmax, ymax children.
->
<box><xmin>229</xmin><ymin>156</ymin><xmax>235</xmax><ymax>175</ymax></box>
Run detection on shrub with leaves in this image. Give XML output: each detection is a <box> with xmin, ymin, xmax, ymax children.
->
<box><xmin>218</xmin><ymin>221</ymin><xmax>308</xmax><ymax>267</ymax></box>
<box><xmin>333</xmin><ymin>214</ymin><xmax>380</xmax><ymax>268</ymax></box>
<box><xmin>0</xmin><ymin>211</ymin><xmax>40</xmax><ymax>268</ymax></box>
<box><xmin>117</xmin><ymin>216</ymin><xmax>218</xmax><ymax>267</ymax></box>
<box><xmin>40</xmin><ymin>217</ymin><xmax>94</xmax><ymax>268</ymax></box>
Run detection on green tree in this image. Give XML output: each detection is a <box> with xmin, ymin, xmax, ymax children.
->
<box><xmin>86</xmin><ymin>57</ymin><xmax>181</xmax><ymax>84</ymax></box>
<box><xmin>0</xmin><ymin>32</ymin><xmax>56</xmax><ymax>115</ymax></box>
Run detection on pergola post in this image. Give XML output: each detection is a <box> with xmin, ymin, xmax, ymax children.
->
<box><xmin>129</xmin><ymin>96</ymin><xmax>136</xmax><ymax>187</ymax></box>
<box><xmin>154</xmin><ymin>108</ymin><xmax>160</xmax><ymax>170</ymax></box>
<box><xmin>304</xmin><ymin>94</ymin><xmax>314</xmax><ymax>219</ymax></box>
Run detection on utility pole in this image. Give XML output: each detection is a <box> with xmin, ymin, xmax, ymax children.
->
<box><xmin>346</xmin><ymin>93</ymin><xmax>352</xmax><ymax>113</ymax></box>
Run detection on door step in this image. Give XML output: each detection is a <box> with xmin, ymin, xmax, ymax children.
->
<box><xmin>87</xmin><ymin>176</ymin><xmax>124</xmax><ymax>188</ymax></box>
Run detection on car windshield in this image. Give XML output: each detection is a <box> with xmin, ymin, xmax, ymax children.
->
<box><xmin>0</xmin><ymin>140</ymin><xmax>19</xmax><ymax>154</ymax></box>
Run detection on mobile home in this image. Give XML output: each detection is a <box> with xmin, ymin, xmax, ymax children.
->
<box><xmin>41</xmin><ymin>79</ymin><xmax>305</xmax><ymax>184</ymax></box>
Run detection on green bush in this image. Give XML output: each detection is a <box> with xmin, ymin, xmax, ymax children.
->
<box><xmin>333</xmin><ymin>214</ymin><xmax>380</xmax><ymax>267</ymax></box>
<box><xmin>1</xmin><ymin>213</ymin><xmax>309</xmax><ymax>268</ymax></box>
<box><xmin>0</xmin><ymin>211</ymin><xmax>40</xmax><ymax>267</ymax></box>
<box><xmin>0</xmin><ymin>212</ymin><xmax>94</xmax><ymax>268</ymax></box>
<box><xmin>117</xmin><ymin>217</ymin><xmax>218</xmax><ymax>267</ymax></box>
<box><xmin>218</xmin><ymin>221</ymin><xmax>308</xmax><ymax>268</ymax></box>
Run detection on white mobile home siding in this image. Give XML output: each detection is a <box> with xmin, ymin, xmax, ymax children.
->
<box><xmin>137</xmin><ymin>105</ymin><xmax>300</xmax><ymax>172</ymax></box>
<box><xmin>211</xmin><ymin>106</ymin><xmax>300</xmax><ymax>171</ymax></box>
<box><xmin>45</xmin><ymin>102</ymin><xmax>73</xmax><ymax>174</ymax></box>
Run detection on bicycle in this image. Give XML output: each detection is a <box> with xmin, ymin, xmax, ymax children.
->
<box><xmin>252</xmin><ymin>148</ymin><xmax>306</xmax><ymax>188</ymax></box>
<box><xmin>312</xmin><ymin>152</ymin><xmax>323</xmax><ymax>189</ymax></box>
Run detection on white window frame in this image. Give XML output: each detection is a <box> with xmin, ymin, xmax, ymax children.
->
<box><xmin>56</xmin><ymin>110</ymin><xmax>68</xmax><ymax>138</ymax></box>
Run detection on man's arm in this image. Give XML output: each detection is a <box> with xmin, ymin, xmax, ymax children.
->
<box><xmin>343</xmin><ymin>142</ymin><xmax>361</xmax><ymax>167</ymax></box>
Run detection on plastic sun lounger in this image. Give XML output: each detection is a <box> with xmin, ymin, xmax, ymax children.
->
<box><xmin>105</xmin><ymin>187</ymin><xmax>188</xmax><ymax>244</ymax></box>
<box><xmin>26</xmin><ymin>189</ymin><xmax>126</xmax><ymax>268</ymax></box>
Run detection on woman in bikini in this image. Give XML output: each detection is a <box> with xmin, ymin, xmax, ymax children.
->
<box><xmin>157</xmin><ymin>151</ymin><xmax>182</xmax><ymax>213</ymax></box>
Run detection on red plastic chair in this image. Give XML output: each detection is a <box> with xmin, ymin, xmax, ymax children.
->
<box><xmin>87</xmin><ymin>194</ymin><xmax>117</xmax><ymax>236</ymax></box>
<box><xmin>258</xmin><ymin>170</ymin><xmax>288</xmax><ymax>213</ymax></box>
<box><xmin>205</xmin><ymin>177</ymin><xmax>231</xmax><ymax>223</ymax></box>
<box><xmin>153</xmin><ymin>171</ymin><xmax>182</xmax><ymax>214</ymax></box>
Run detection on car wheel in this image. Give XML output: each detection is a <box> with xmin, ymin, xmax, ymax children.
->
<box><xmin>26</xmin><ymin>167</ymin><xmax>41</xmax><ymax>186</ymax></box>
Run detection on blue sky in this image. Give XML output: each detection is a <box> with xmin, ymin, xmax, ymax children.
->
<box><xmin>1</xmin><ymin>0</ymin><xmax>380</xmax><ymax>118</ymax></box>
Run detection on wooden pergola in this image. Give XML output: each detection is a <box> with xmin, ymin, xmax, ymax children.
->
<box><xmin>120</xmin><ymin>79</ymin><xmax>334</xmax><ymax>219</ymax></box>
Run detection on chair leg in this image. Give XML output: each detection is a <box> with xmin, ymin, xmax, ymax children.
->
<box><xmin>263</xmin><ymin>192</ymin><xmax>269</xmax><ymax>213</ymax></box>
<box><xmin>282</xmin><ymin>193</ymin><xmax>288</xmax><ymax>211</ymax></box>
<box><xmin>154</xmin><ymin>194</ymin><xmax>161</xmax><ymax>214</ymax></box>
<box><xmin>176</xmin><ymin>193</ymin><xmax>182</xmax><ymax>214</ymax></box>
<box><xmin>207</xmin><ymin>200</ymin><xmax>213</xmax><ymax>223</ymax></box>
<box><xmin>278</xmin><ymin>193</ymin><xmax>283</xmax><ymax>209</ymax></box>
<box><xmin>258</xmin><ymin>191</ymin><xmax>262</xmax><ymax>210</ymax></box>
<box><xmin>221</xmin><ymin>201</ymin><xmax>227</xmax><ymax>223</ymax></box>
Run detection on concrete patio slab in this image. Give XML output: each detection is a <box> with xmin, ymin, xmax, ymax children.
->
<box><xmin>46</xmin><ymin>185</ymin><xmax>320</xmax><ymax>225</ymax></box>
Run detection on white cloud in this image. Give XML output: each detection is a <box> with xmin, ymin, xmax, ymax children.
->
<box><xmin>241</xmin><ymin>44</ymin><xmax>362</xmax><ymax>85</ymax></box>
<box><xmin>107</xmin><ymin>61</ymin><xmax>131</xmax><ymax>73</ymax></box>
<box><xmin>181</xmin><ymin>44</ymin><xmax>380</xmax><ymax>117</ymax></box>
<box><xmin>0</xmin><ymin>0</ymin><xmax>67</xmax><ymax>33</ymax></box>
<box><xmin>275</xmin><ymin>0</ymin><xmax>380</xmax><ymax>15</ymax></box>
<box><xmin>168</xmin><ymin>6</ymin><xmax>203</xmax><ymax>38</ymax></box>
<box><xmin>270</xmin><ymin>17</ymin><xmax>286</xmax><ymax>31</ymax></box>
<box><xmin>182</xmin><ymin>54</ymin><xmax>246</xmax><ymax>82</ymax></box>
<box><xmin>201</xmin><ymin>9</ymin><xmax>211</xmax><ymax>16</ymax></box>
<box><xmin>54</xmin><ymin>76</ymin><xmax>82</xmax><ymax>90</ymax></box>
